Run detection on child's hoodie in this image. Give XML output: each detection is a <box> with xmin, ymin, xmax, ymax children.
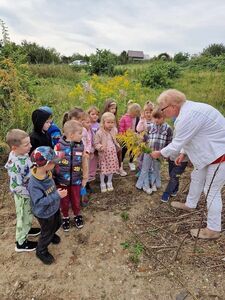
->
<box><xmin>5</xmin><ymin>151</ymin><xmax>32</xmax><ymax>197</ymax></box>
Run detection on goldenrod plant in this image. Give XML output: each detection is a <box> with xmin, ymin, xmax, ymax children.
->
<box><xmin>116</xmin><ymin>129</ymin><xmax>152</xmax><ymax>158</ymax></box>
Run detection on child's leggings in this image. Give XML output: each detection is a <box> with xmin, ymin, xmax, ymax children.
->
<box><xmin>14</xmin><ymin>194</ymin><xmax>33</xmax><ymax>245</ymax></box>
<box><xmin>59</xmin><ymin>185</ymin><xmax>81</xmax><ymax>217</ymax></box>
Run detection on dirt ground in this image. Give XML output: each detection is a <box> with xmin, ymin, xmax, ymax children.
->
<box><xmin>0</xmin><ymin>158</ymin><xmax>225</xmax><ymax>300</ymax></box>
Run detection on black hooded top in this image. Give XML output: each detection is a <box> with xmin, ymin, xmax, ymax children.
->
<box><xmin>29</xmin><ymin>109</ymin><xmax>52</xmax><ymax>154</ymax></box>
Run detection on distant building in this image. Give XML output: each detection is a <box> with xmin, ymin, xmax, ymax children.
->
<box><xmin>127</xmin><ymin>50</ymin><xmax>144</xmax><ymax>61</ymax></box>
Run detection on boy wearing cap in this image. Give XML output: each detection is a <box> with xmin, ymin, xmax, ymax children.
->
<box><xmin>30</xmin><ymin>108</ymin><xmax>53</xmax><ymax>154</ymax></box>
<box><xmin>28</xmin><ymin>146</ymin><xmax>67</xmax><ymax>265</ymax></box>
<box><xmin>5</xmin><ymin>129</ymin><xmax>40</xmax><ymax>252</ymax></box>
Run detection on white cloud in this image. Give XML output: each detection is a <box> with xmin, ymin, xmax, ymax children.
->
<box><xmin>1</xmin><ymin>0</ymin><xmax>225</xmax><ymax>56</ymax></box>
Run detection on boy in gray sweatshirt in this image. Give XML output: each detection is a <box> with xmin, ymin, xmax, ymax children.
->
<box><xmin>28</xmin><ymin>146</ymin><xmax>67</xmax><ymax>265</ymax></box>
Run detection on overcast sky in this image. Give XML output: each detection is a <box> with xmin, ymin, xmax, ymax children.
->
<box><xmin>1</xmin><ymin>0</ymin><xmax>225</xmax><ymax>57</ymax></box>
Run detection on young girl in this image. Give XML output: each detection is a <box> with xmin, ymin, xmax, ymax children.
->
<box><xmin>136</xmin><ymin>101</ymin><xmax>154</xmax><ymax>133</ymax></box>
<box><xmin>62</xmin><ymin>107</ymin><xmax>84</xmax><ymax>127</ymax></box>
<box><xmin>119</xmin><ymin>102</ymin><xmax>141</xmax><ymax>171</ymax></box>
<box><xmin>87</xmin><ymin>106</ymin><xmax>100</xmax><ymax>181</ymax></box>
<box><xmin>54</xmin><ymin>120</ymin><xmax>88</xmax><ymax>231</ymax></box>
<box><xmin>94</xmin><ymin>112</ymin><xmax>120</xmax><ymax>192</ymax></box>
<box><xmin>102</xmin><ymin>99</ymin><xmax>127</xmax><ymax>177</ymax></box>
<box><xmin>87</xmin><ymin>106</ymin><xmax>100</xmax><ymax>134</ymax></box>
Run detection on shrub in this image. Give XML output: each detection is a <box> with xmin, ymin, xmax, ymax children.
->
<box><xmin>140</xmin><ymin>62</ymin><xmax>180</xmax><ymax>88</ymax></box>
<box><xmin>88</xmin><ymin>49</ymin><xmax>118</xmax><ymax>76</ymax></box>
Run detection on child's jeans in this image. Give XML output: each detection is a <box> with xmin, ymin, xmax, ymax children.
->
<box><xmin>59</xmin><ymin>185</ymin><xmax>81</xmax><ymax>217</ymax></box>
<box><xmin>150</xmin><ymin>159</ymin><xmax>161</xmax><ymax>188</ymax></box>
<box><xmin>136</xmin><ymin>153</ymin><xmax>152</xmax><ymax>189</ymax></box>
<box><xmin>36</xmin><ymin>209</ymin><xmax>61</xmax><ymax>254</ymax></box>
<box><xmin>164</xmin><ymin>159</ymin><xmax>188</xmax><ymax>195</ymax></box>
<box><xmin>14</xmin><ymin>194</ymin><xmax>32</xmax><ymax>245</ymax></box>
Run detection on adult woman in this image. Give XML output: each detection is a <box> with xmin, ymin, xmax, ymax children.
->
<box><xmin>151</xmin><ymin>89</ymin><xmax>225</xmax><ymax>239</ymax></box>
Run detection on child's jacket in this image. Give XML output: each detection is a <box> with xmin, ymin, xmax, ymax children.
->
<box><xmin>147</xmin><ymin>123</ymin><xmax>173</xmax><ymax>151</ymax></box>
<box><xmin>119</xmin><ymin>114</ymin><xmax>139</xmax><ymax>133</ymax></box>
<box><xmin>54</xmin><ymin>137</ymin><xmax>84</xmax><ymax>186</ymax></box>
<box><xmin>28</xmin><ymin>169</ymin><xmax>60</xmax><ymax>219</ymax></box>
<box><xmin>5</xmin><ymin>151</ymin><xmax>32</xmax><ymax>198</ymax></box>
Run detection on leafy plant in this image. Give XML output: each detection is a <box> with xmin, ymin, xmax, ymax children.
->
<box><xmin>130</xmin><ymin>242</ymin><xmax>144</xmax><ymax>264</ymax></box>
<box><xmin>88</xmin><ymin>49</ymin><xmax>118</xmax><ymax>75</ymax></box>
<box><xmin>120</xmin><ymin>241</ymin><xmax>130</xmax><ymax>249</ymax></box>
<box><xmin>120</xmin><ymin>211</ymin><xmax>129</xmax><ymax>221</ymax></box>
<box><xmin>117</xmin><ymin>130</ymin><xmax>152</xmax><ymax>158</ymax></box>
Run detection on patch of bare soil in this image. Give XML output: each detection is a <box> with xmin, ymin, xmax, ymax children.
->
<box><xmin>0</xmin><ymin>159</ymin><xmax>225</xmax><ymax>300</ymax></box>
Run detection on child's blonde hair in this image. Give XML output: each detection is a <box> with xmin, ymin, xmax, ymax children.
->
<box><xmin>6</xmin><ymin>129</ymin><xmax>29</xmax><ymax>148</ymax></box>
<box><xmin>87</xmin><ymin>106</ymin><xmax>100</xmax><ymax>115</ymax></box>
<box><xmin>63</xmin><ymin>120</ymin><xmax>83</xmax><ymax>137</ymax></box>
<box><xmin>127</xmin><ymin>103</ymin><xmax>141</xmax><ymax>116</ymax></box>
<box><xmin>143</xmin><ymin>100</ymin><xmax>154</xmax><ymax>111</ymax></box>
<box><xmin>100</xmin><ymin>112</ymin><xmax>115</xmax><ymax>128</ymax></box>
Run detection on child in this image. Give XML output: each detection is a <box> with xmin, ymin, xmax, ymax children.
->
<box><xmin>30</xmin><ymin>108</ymin><xmax>53</xmax><ymax>154</ymax></box>
<box><xmin>102</xmin><ymin>99</ymin><xmax>118</xmax><ymax>126</ymax></box>
<box><xmin>87</xmin><ymin>106</ymin><xmax>100</xmax><ymax>134</ymax></box>
<box><xmin>119</xmin><ymin>103</ymin><xmax>141</xmax><ymax>171</ymax></box>
<box><xmin>161</xmin><ymin>153</ymin><xmax>188</xmax><ymax>202</ymax></box>
<box><xmin>39</xmin><ymin>106</ymin><xmax>62</xmax><ymax>147</ymax></box>
<box><xmin>136</xmin><ymin>101</ymin><xmax>154</xmax><ymax>133</ymax></box>
<box><xmin>102</xmin><ymin>99</ymin><xmax>126</xmax><ymax>177</ymax></box>
<box><xmin>80</xmin><ymin>112</ymin><xmax>92</xmax><ymax>155</ymax></box>
<box><xmin>28</xmin><ymin>146</ymin><xmax>67</xmax><ymax>265</ymax></box>
<box><xmin>87</xmin><ymin>106</ymin><xmax>100</xmax><ymax>182</ymax></box>
<box><xmin>94</xmin><ymin>112</ymin><xmax>120</xmax><ymax>192</ymax></box>
<box><xmin>54</xmin><ymin>120</ymin><xmax>88</xmax><ymax>231</ymax></box>
<box><xmin>136</xmin><ymin>109</ymin><xmax>173</xmax><ymax>194</ymax></box>
<box><xmin>62</xmin><ymin>107</ymin><xmax>84</xmax><ymax>127</ymax></box>
<box><xmin>5</xmin><ymin>129</ymin><xmax>40</xmax><ymax>252</ymax></box>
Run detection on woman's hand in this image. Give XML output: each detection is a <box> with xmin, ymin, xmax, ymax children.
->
<box><xmin>175</xmin><ymin>153</ymin><xmax>185</xmax><ymax>165</ymax></box>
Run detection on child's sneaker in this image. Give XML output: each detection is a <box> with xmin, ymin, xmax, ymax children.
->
<box><xmin>62</xmin><ymin>218</ymin><xmax>70</xmax><ymax>232</ymax></box>
<box><xmin>15</xmin><ymin>240</ymin><xmax>37</xmax><ymax>252</ymax></box>
<box><xmin>100</xmin><ymin>184</ymin><xmax>107</xmax><ymax>193</ymax></box>
<box><xmin>170</xmin><ymin>191</ymin><xmax>178</xmax><ymax>197</ymax></box>
<box><xmin>129</xmin><ymin>162</ymin><xmax>136</xmax><ymax>171</ymax></box>
<box><xmin>51</xmin><ymin>234</ymin><xmax>61</xmax><ymax>244</ymax></box>
<box><xmin>36</xmin><ymin>250</ymin><xmax>55</xmax><ymax>265</ymax></box>
<box><xmin>107</xmin><ymin>182</ymin><xmax>114</xmax><ymax>191</ymax></box>
<box><xmin>143</xmin><ymin>187</ymin><xmax>152</xmax><ymax>195</ymax></box>
<box><xmin>161</xmin><ymin>192</ymin><xmax>170</xmax><ymax>203</ymax></box>
<box><xmin>28</xmin><ymin>227</ymin><xmax>41</xmax><ymax>237</ymax></box>
<box><xmin>152</xmin><ymin>185</ymin><xmax>157</xmax><ymax>192</ymax></box>
<box><xmin>119</xmin><ymin>168</ymin><xmax>127</xmax><ymax>177</ymax></box>
<box><xmin>74</xmin><ymin>215</ymin><xmax>84</xmax><ymax>229</ymax></box>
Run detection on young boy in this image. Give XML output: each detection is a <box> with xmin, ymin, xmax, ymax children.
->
<box><xmin>39</xmin><ymin>106</ymin><xmax>62</xmax><ymax>147</ymax></box>
<box><xmin>54</xmin><ymin>120</ymin><xmax>89</xmax><ymax>231</ymax></box>
<box><xmin>28</xmin><ymin>146</ymin><xmax>67</xmax><ymax>265</ymax></box>
<box><xmin>30</xmin><ymin>108</ymin><xmax>53</xmax><ymax>154</ymax></box>
<box><xmin>136</xmin><ymin>109</ymin><xmax>173</xmax><ymax>194</ymax></box>
<box><xmin>5</xmin><ymin>129</ymin><xmax>40</xmax><ymax>252</ymax></box>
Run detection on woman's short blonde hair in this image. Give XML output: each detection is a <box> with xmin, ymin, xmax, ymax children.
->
<box><xmin>157</xmin><ymin>89</ymin><xmax>186</xmax><ymax>106</ymax></box>
<box><xmin>100</xmin><ymin>112</ymin><xmax>115</xmax><ymax>127</ymax></box>
<box><xmin>127</xmin><ymin>103</ymin><xmax>141</xmax><ymax>115</ymax></box>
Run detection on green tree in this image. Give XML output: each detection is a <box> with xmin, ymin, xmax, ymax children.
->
<box><xmin>173</xmin><ymin>52</ymin><xmax>189</xmax><ymax>63</ymax></box>
<box><xmin>202</xmin><ymin>43</ymin><xmax>225</xmax><ymax>57</ymax></box>
<box><xmin>118</xmin><ymin>51</ymin><xmax>128</xmax><ymax>65</ymax></box>
<box><xmin>21</xmin><ymin>40</ymin><xmax>61</xmax><ymax>64</ymax></box>
<box><xmin>88</xmin><ymin>49</ymin><xmax>118</xmax><ymax>75</ymax></box>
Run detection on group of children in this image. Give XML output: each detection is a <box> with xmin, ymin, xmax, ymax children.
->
<box><xmin>4</xmin><ymin>98</ymin><xmax>188</xmax><ymax>265</ymax></box>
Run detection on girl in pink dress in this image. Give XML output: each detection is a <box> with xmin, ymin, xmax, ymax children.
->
<box><xmin>94</xmin><ymin>112</ymin><xmax>120</xmax><ymax>193</ymax></box>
